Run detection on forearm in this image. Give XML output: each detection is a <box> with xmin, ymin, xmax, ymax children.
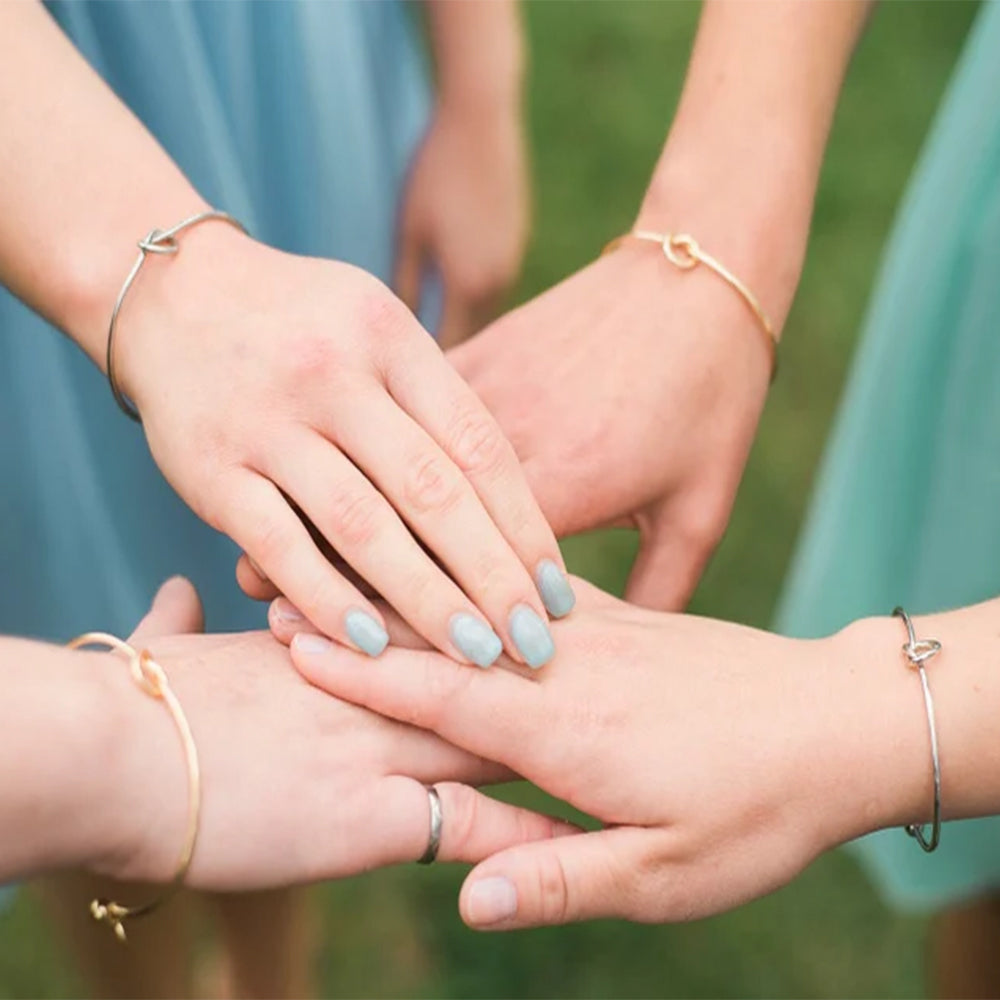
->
<box><xmin>830</xmin><ymin>598</ymin><xmax>1000</xmax><ymax>844</ymax></box>
<box><xmin>0</xmin><ymin>639</ymin><xmax>121</xmax><ymax>882</ymax></box>
<box><xmin>0</xmin><ymin>2</ymin><xmax>209</xmax><ymax>370</ymax></box>
<box><xmin>424</xmin><ymin>0</ymin><xmax>525</xmax><ymax>114</ymax></box>
<box><xmin>637</xmin><ymin>0</ymin><xmax>873</xmax><ymax>332</ymax></box>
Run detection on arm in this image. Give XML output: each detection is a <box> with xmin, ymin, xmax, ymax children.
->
<box><xmin>0</xmin><ymin>2</ymin><xmax>568</xmax><ymax>667</ymax></box>
<box><xmin>288</xmin><ymin>580</ymin><xmax>1000</xmax><ymax>927</ymax></box>
<box><xmin>394</xmin><ymin>0</ymin><xmax>529</xmax><ymax>348</ymax></box>
<box><xmin>449</xmin><ymin>1</ymin><xmax>872</xmax><ymax>609</ymax></box>
<box><xmin>0</xmin><ymin>579</ymin><xmax>571</xmax><ymax>890</ymax></box>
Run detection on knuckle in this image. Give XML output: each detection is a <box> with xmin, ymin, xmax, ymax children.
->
<box><xmin>357</xmin><ymin>284</ymin><xmax>413</xmax><ymax>344</ymax></box>
<box><xmin>328</xmin><ymin>488</ymin><xmax>384</xmax><ymax>549</ymax></box>
<box><xmin>441</xmin><ymin>783</ymin><xmax>479</xmax><ymax>853</ymax></box>
<box><xmin>534</xmin><ymin>847</ymin><xmax>572</xmax><ymax>925</ymax></box>
<box><xmin>283</xmin><ymin>333</ymin><xmax>345</xmax><ymax>387</ymax></box>
<box><xmin>403</xmin><ymin>452</ymin><xmax>464</xmax><ymax>516</ymax></box>
<box><xmin>447</xmin><ymin>408</ymin><xmax>510</xmax><ymax>479</ymax></box>
<box><xmin>249</xmin><ymin>509</ymin><xmax>291</xmax><ymax>566</ymax></box>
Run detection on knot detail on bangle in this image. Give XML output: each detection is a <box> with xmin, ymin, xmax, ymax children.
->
<box><xmin>601</xmin><ymin>228</ymin><xmax>778</xmax><ymax>381</ymax></box>
<box><xmin>106</xmin><ymin>209</ymin><xmax>249</xmax><ymax>422</ymax></box>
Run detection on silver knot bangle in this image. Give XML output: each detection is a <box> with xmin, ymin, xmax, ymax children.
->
<box><xmin>893</xmin><ymin>606</ymin><xmax>942</xmax><ymax>852</ymax></box>
<box><xmin>106</xmin><ymin>209</ymin><xmax>248</xmax><ymax>422</ymax></box>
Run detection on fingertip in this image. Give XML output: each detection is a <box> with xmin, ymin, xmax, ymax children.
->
<box><xmin>461</xmin><ymin>874</ymin><xmax>520</xmax><ymax>930</ymax></box>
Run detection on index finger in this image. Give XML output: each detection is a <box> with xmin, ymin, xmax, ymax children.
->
<box><xmin>290</xmin><ymin>633</ymin><xmax>545</xmax><ymax>773</ymax></box>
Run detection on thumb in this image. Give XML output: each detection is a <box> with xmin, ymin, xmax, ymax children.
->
<box><xmin>459</xmin><ymin>826</ymin><xmax>652</xmax><ymax>930</ymax></box>
<box><xmin>129</xmin><ymin>576</ymin><xmax>205</xmax><ymax>643</ymax></box>
<box><xmin>625</xmin><ymin>507</ymin><xmax>713</xmax><ymax>612</ymax></box>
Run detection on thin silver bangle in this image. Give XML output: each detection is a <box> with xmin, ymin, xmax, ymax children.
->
<box><xmin>106</xmin><ymin>209</ymin><xmax>248</xmax><ymax>422</ymax></box>
<box><xmin>892</xmin><ymin>606</ymin><xmax>942</xmax><ymax>852</ymax></box>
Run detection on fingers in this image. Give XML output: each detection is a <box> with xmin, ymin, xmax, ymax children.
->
<box><xmin>270</xmin><ymin>598</ymin><xmax>431</xmax><ymax>651</ymax></box>
<box><xmin>130</xmin><ymin>577</ymin><xmax>204</xmax><ymax>642</ymax></box>
<box><xmin>625</xmin><ymin>508</ymin><xmax>714</xmax><ymax>612</ymax></box>
<box><xmin>382</xmin><ymin>335</ymin><xmax>575</xmax><ymax>625</ymax></box>
<box><xmin>290</xmin><ymin>634</ymin><xmax>543</xmax><ymax>772</ymax></box>
<box><xmin>265</xmin><ymin>428</ymin><xmax>509</xmax><ymax>667</ymax></box>
<box><xmin>327</xmin><ymin>396</ymin><xmax>557</xmax><ymax>667</ymax></box>
<box><xmin>221</xmin><ymin>471</ymin><xmax>390</xmax><ymax>657</ymax></box>
<box><xmin>459</xmin><ymin>826</ymin><xmax>653</xmax><ymax>930</ymax></box>
<box><xmin>373</xmin><ymin>777</ymin><xmax>580</xmax><ymax>869</ymax></box>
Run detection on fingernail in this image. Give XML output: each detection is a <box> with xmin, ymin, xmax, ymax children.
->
<box><xmin>449</xmin><ymin>613</ymin><xmax>503</xmax><ymax>668</ymax></box>
<box><xmin>248</xmin><ymin>557</ymin><xmax>268</xmax><ymax>581</ymax></box>
<box><xmin>272</xmin><ymin>599</ymin><xmax>304</xmax><ymax>623</ymax></box>
<box><xmin>509</xmin><ymin>604</ymin><xmax>555</xmax><ymax>669</ymax></box>
<box><xmin>535</xmin><ymin>560</ymin><xmax>576</xmax><ymax>619</ymax></box>
<box><xmin>345</xmin><ymin>610</ymin><xmax>389</xmax><ymax>658</ymax></box>
<box><xmin>292</xmin><ymin>633</ymin><xmax>333</xmax><ymax>656</ymax></box>
<box><xmin>466</xmin><ymin>877</ymin><xmax>518</xmax><ymax>926</ymax></box>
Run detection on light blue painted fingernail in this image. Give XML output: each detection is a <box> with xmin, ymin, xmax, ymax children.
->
<box><xmin>535</xmin><ymin>559</ymin><xmax>576</xmax><ymax>619</ymax></box>
<box><xmin>345</xmin><ymin>610</ymin><xmax>389</xmax><ymax>658</ymax></box>
<box><xmin>509</xmin><ymin>604</ymin><xmax>555</xmax><ymax>669</ymax></box>
<box><xmin>449</xmin><ymin>613</ymin><xmax>503</xmax><ymax>668</ymax></box>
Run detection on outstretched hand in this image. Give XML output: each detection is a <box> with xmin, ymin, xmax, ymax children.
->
<box><xmin>285</xmin><ymin>579</ymin><xmax>923</xmax><ymax>928</ymax></box>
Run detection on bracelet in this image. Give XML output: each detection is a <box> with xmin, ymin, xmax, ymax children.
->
<box><xmin>106</xmin><ymin>209</ymin><xmax>248</xmax><ymax>422</ymax></box>
<box><xmin>67</xmin><ymin>632</ymin><xmax>202</xmax><ymax>942</ymax></box>
<box><xmin>892</xmin><ymin>607</ymin><xmax>942</xmax><ymax>853</ymax></box>
<box><xmin>602</xmin><ymin>229</ymin><xmax>778</xmax><ymax>381</ymax></box>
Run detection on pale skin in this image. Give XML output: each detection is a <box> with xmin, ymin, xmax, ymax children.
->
<box><xmin>0</xmin><ymin>577</ymin><xmax>575</xmax><ymax>893</ymax></box>
<box><xmin>396</xmin><ymin>1</ymin><xmax>530</xmax><ymax>350</ymax></box>
<box><xmin>0</xmin><ymin>0</ymin><xmax>564</xmax><ymax>672</ymax></box>
<box><xmin>282</xmin><ymin>579</ymin><xmax>1000</xmax><ymax>932</ymax></box>
<box><xmin>448</xmin><ymin>0</ymin><xmax>872</xmax><ymax>611</ymax></box>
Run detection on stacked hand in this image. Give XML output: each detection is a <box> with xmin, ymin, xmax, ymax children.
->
<box><xmin>448</xmin><ymin>246</ymin><xmax>774</xmax><ymax>610</ymax></box>
<box><xmin>277</xmin><ymin>579</ymin><xmax>925</xmax><ymax>928</ymax></box>
<box><xmin>121</xmin><ymin>225</ymin><xmax>570</xmax><ymax>670</ymax></box>
<box><xmin>86</xmin><ymin>578</ymin><xmax>577</xmax><ymax>891</ymax></box>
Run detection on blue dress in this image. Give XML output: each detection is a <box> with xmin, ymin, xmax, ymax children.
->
<box><xmin>0</xmin><ymin>1</ymin><xmax>433</xmax><ymax>642</ymax></box>
<box><xmin>776</xmin><ymin>2</ymin><xmax>1000</xmax><ymax>910</ymax></box>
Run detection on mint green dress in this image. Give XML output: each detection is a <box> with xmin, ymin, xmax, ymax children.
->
<box><xmin>775</xmin><ymin>2</ymin><xmax>1000</xmax><ymax>910</ymax></box>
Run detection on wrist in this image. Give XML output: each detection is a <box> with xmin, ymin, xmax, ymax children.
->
<box><xmin>112</xmin><ymin>218</ymin><xmax>262</xmax><ymax>411</ymax></box>
<box><xmin>814</xmin><ymin>617</ymin><xmax>932</xmax><ymax>848</ymax></box>
<box><xmin>635</xmin><ymin>140</ymin><xmax>812</xmax><ymax>340</ymax></box>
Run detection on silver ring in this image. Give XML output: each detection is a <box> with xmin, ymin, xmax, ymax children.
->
<box><xmin>417</xmin><ymin>786</ymin><xmax>443</xmax><ymax>865</ymax></box>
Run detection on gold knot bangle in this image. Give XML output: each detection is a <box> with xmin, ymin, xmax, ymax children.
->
<box><xmin>67</xmin><ymin>632</ymin><xmax>202</xmax><ymax>942</ymax></box>
<box><xmin>602</xmin><ymin>229</ymin><xmax>778</xmax><ymax>381</ymax></box>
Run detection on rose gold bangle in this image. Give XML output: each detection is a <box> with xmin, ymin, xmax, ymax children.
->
<box><xmin>67</xmin><ymin>632</ymin><xmax>201</xmax><ymax>942</ymax></box>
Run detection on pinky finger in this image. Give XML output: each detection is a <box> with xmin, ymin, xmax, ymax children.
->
<box><xmin>224</xmin><ymin>472</ymin><xmax>389</xmax><ymax>657</ymax></box>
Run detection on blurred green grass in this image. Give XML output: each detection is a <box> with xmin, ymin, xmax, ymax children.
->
<box><xmin>0</xmin><ymin>1</ymin><xmax>981</xmax><ymax>997</ymax></box>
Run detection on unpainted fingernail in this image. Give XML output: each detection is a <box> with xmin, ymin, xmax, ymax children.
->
<box><xmin>449</xmin><ymin>613</ymin><xmax>503</xmax><ymax>668</ymax></box>
<box><xmin>248</xmin><ymin>557</ymin><xmax>268</xmax><ymax>581</ymax></box>
<box><xmin>293</xmin><ymin>633</ymin><xmax>333</xmax><ymax>656</ymax></box>
<box><xmin>272</xmin><ymin>599</ymin><xmax>304</xmax><ymax>623</ymax></box>
<box><xmin>509</xmin><ymin>604</ymin><xmax>555</xmax><ymax>669</ymax></box>
<box><xmin>345</xmin><ymin>609</ymin><xmax>389</xmax><ymax>658</ymax></box>
<box><xmin>466</xmin><ymin>876</ymin><xmax>518</xmax><ymax>926</ymax></box>
<box><xmin>535</xmin><ymin>559</ymin><xmax>576</xmax><ymax>619</ymax></box>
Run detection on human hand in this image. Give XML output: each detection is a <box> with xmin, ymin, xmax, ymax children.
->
<box><xmin>448</xmin><ymin>247</ymin><xmax>775</xmax><ymax>610</ymax></box>
<box><xmin>118</xmin><ymin>225</ymin><xmax>571</xmax><ymax>668</ymax></box>
<box><xmin>287</xmin><ymin>579</ymin><xmax>929</xmax><ymax>927</ymax></box>
<box><xmin>84</xmin><ymin>578</ymin><xmax>575</xmax><ymax>891</ymax></box>
<box><xmin>395</xmin><ymin>100</ymin><xmax>529</xmax><ymax>349</ymax></box>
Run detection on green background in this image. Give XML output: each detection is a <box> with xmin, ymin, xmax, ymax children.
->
<box><xmin>0</xmin><ymin>1</ymin><xmax>982</xmax><ymax>996</ymax></box>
